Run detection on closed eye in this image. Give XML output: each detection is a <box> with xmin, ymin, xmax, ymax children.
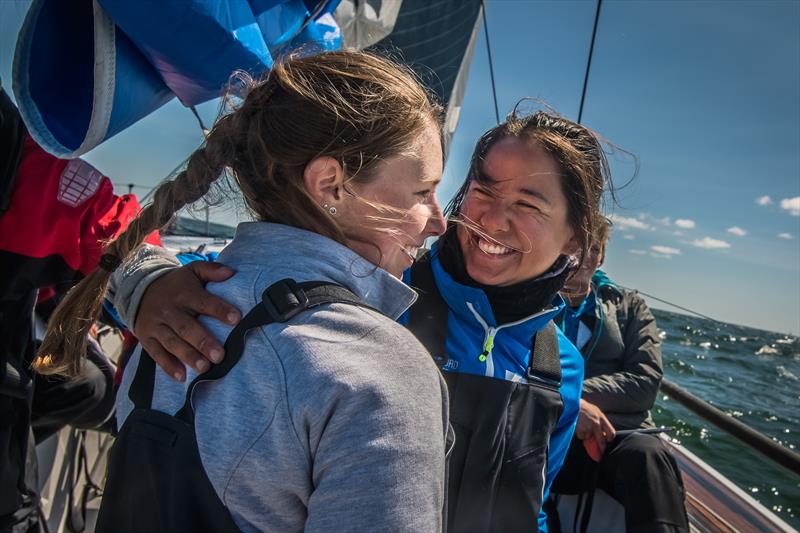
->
<box><xmin>518</xmin><ymin>201</ymin><xmax>541</xmax><ymax>212</ymax></box>
<box><xmin>472</xmin><ymin>186</ymin><xmax>495</xmax><ymax>198</ymax></box>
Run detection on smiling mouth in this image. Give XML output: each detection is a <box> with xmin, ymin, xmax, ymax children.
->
<box><xmin>475</xmin><ymin>236</ymin><xmax>514</xmax><ymax>256</ymax></box>
<box><xmin>460</xmin><ymin>223</ymin><xmax>519</xmax><ymax>257</ymax></box>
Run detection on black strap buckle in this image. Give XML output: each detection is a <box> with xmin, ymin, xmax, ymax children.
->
<box><xmin>261</xmin><ymin>278</ymin><xmax>310</xmax><ymax>322</ymax></box>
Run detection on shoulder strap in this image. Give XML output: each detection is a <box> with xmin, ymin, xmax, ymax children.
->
<box><xmin>407</xmin><ymin>256</ymin><xmax>449</xmax><ymax>367</ymax></box>
<box><xmin>129</xmin><ymin>279</ymin><xmax>370</xmax><ymax>422</ymax></box>
<box><xmin>129</xmin><ymin>349</ymin><xmax>156</xmax><ymax>409</ymax></box>
<box><xmin>526</xmin><ymin>322</ymin><xmax>562</xmax><ymax>386</ymax></box>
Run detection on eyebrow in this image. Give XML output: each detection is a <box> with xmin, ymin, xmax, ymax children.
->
<box><xmin>519</xmin><ymin>187</ymin><xmax>552</xmax><ymax>206</ymax></box>
<box><xmin>475</xmin><ymin>172</ymin><xmax>552</xmax><ymax>206</ymax></box>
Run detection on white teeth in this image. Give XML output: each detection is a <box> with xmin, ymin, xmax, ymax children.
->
<box><xmin>477</xmin><ymin>238</ymin><xmax>512</xmax><ymax>255</ymax></box>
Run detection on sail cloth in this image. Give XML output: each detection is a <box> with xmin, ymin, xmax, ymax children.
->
<box><xmin>12</xmin><ymin>0</ymin><xmax>342</xmax><ymax>158</ymax></box>
<box><xmin>335</xmin><ymin>0</ymin><xmax>403</xmax><ymax>49</ymax></box>
<box><xmin>13</xmin><ymin>0</ymin><xmax>480</xmax><ymax>160</ymax></box>
<box><xmin>367</xmin><ymin>0</ymin><xmax>483</xmax><ymax>151</ymax></box>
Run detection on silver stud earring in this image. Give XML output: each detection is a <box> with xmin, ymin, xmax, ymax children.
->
<box><xmin>323</xmin><ymin>204</ymin><xmax>337</xmax><ymax>216</ymax></box>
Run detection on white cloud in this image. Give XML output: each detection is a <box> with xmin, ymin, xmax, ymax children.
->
<box><xmin>756</xmin><ymin>195</ymin><xmax>773</xmax><ymax>206</ymax></box>
<box><xmin>691</xmin><ymin>237</ymin><xmax>731</xmax><ymax>249</ymax></box>
<box><xmin>727</xmin><ymin>226</ymin><xmax>747</xmax><ymax>237</ymax></box>
<box><xmin>778</xmin><ymin>232</ymin><xmax>794</xmax><ymax>240</ymax></box>
<box><xmin>609</xmin><ymin>214</ymin><xmax>650</xmax><ymax>231</ymax></box>
<box><xmin>675</xmin><ymin>219</ymin><xmax>696</xmax><ymax>229</ymax></box>
<box><xmin>629</xmin><ymin>249</ymin><xmax>647</xmax><ymax>255</ymax></box>
<box><xmin>657</xmin><ymin>216</ymin><xmax>671</xmax><ymax>226</ymax></box>
<box><xmin>650</xmin><ymin>245</ymin><xmax>681</xmax><ymax>256</ymax></box>
<box><xmin>780</xmin><ymin>197</ymin><xmax>800</xmax><ymax>216</ymax></box>
<box><xmin>623</xmin><ymin>234</ymin><xmax>635</xmax><ymax>240</ymax></box>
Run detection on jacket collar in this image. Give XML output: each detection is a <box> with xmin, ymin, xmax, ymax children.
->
<box><xmin>220</xmin><ymin>222</ymin><xmax>417</xmax><ymax>320</ymax></box>
<box><xmin>429</xmin><ymin>242</ymin><xmax>564</xmax><ymax>337</ymax></box>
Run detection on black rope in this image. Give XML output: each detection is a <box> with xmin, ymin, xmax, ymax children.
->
<box><xmin>298</xmin><ymin>0</ymin><xmax>330</xmax><ymax>35</ymax></box>
<box><xmin>621</xmin><ymin>286</ymin><xmax>722</xmax><ymax>324</ymax></box>
<box><xmin>112</xmin><ymin>182</ymin><xmax>150</xmax><ymax>192</ymax></box>
<box><xmin>189</xmin><ymin>105</ymin><xmax>208</xmax><ymax>132</ymax></box>
<box><xmin>481</xmin><ymin>0</ymin><xmax>501</xmax><ymax>125</ymax></box>
<box><xmin>577</xmin><ymin>0</ymin><xmax>603</xmax><ymax>124</ymax></box>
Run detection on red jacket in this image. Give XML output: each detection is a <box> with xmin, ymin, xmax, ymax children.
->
<box><xmin>1</xmin><ymin>134</ymin><xmax>160</xmax><ymax>374</ymax></box>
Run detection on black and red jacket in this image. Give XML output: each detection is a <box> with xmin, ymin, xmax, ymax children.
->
<box><xmin>0</xmin><ymin>90</ymin><xmax>158</xmax><ymax>517</ymax></box>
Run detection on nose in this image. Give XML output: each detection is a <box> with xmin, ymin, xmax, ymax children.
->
<box><xmin>426</xmin><ymin>197</ymin><xmax>447</xmax><ymax>236</ymax></box>
<box><xmin>478</xmin><ymin>200</ymin><xmax>510</xmax><ymax>233</ymax></box>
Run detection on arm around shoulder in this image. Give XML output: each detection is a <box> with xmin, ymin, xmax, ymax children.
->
<box><xmin>108</xmin><ymin>244</ymin><xmax>180</xmax><ymax>327</ymax></box>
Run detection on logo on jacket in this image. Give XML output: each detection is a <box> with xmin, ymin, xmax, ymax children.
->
<box><xmin>58</xmin><ymin>159</ymin><xmax>103</xmax><ymax>207</ymax></box>
<box><xmin>442</xmin><ymin>358</ymin><xmax>459</xmax><ymax>371</ymax></box>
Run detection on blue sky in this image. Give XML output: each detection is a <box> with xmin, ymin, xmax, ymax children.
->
<box><xmin>2</xmin><ymin>1</ymin><xmax>798</xmax><ymax>334</ymax></box>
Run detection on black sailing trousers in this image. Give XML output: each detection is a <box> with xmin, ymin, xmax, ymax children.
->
<box><xmin>551</xmin><ymin>432</ymin><xmax>689</xmax><ymax>533</ymax></box>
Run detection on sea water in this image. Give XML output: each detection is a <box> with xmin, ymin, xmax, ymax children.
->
<box><xmin>651</xmin><ymin>309</ymin><xmax>799</xmax><ymax>528</ymax></box>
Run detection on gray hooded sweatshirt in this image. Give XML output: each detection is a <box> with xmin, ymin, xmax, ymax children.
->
<box><xmin>115</xmin><ymin>223</ymin><xmax>449</xmax><ymax>532</ymax></box>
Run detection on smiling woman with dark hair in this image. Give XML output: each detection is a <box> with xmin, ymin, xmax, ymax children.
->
<box><xmin>402</xmin><ymin>109</ymin><xmax>608</xmax><ymax>531</ymax></box>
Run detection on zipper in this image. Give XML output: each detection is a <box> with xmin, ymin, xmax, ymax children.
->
<box><xmin>466</xmin><ymin>302</ymin><xmax>559</xmax><ymax>378</ymax></box>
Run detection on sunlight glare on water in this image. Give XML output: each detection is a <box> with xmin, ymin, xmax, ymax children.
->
<box><xmin>652</xmin><ymin>309</ymin><xmax>800</xmax><ymax>527</ymax></box>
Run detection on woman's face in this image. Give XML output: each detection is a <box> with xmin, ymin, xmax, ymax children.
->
<box><xmin>343</xmin><ymin>123</ymin><xmax>446</xmax><ymax>277</ymax></box>
<box><xmin>457</xmin><ymin>137</ymin><xmax>577</xmax><ymax>287</ymax></box>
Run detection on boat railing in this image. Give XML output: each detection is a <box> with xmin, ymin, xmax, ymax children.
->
<box><xmin>660</xmin><ymin>378</ymin><xmax>800</xmax><ymax>477</ymax></box>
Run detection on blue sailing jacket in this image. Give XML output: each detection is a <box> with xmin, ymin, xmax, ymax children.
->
<box><xmin>403</xmin><ymin>247</ymin><xmax>584</xmax><ymax>531</ymax></box>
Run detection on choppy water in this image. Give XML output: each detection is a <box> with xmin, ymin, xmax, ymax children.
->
<box><xmin>651</xmin><ymin>309</ymin><xmax>799</xmax><ymax>529</ymax></box>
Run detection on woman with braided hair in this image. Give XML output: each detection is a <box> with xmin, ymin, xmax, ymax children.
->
<box><xmin>37</xmin><ymin>50</ymin><xmax>450</xmax><ymax>532</ymax></box>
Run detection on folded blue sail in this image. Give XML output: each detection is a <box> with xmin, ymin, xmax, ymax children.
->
<box><xmin>12</xmin><ymin>0</ymin><xmax>341</xmax><ymax>158</ymax></box>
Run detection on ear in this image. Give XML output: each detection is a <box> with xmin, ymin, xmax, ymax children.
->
<box><xmin>303</xmin><ymin>156</ymin><xmax>344</xmax><ymax>207</ymax></box>
<box><xmin>561</xmin><ymin>230</ymin><xmax>581</xmax><ymax>257</ymax></box>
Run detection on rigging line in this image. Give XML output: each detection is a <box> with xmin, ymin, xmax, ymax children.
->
<box><xmin>577</xmin><ymin>0</ymin><xmax>603</xmax><ymax>124</ymax></box>
<box><xmin>112</xmin><ymin>182</ymin><xmax>150</xmax><ymax>190</ymax></box>
<box><xmin>480</xmin><ymin>0</ymin><xmax>501</xmax><ymax>125</ymax></box>
<box><xmin>619</xmin><ymin>286</ymin><xmax>721</xmax><ymax>324</ymax></box>
<box><xmin>189</xmin><ymin>105</ymin><xmax>208</xmax><ymax>132</ymax></box>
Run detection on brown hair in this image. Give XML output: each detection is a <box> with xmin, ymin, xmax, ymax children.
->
<box><xmin>37</xmin><ymin>50</ymin><xmax>442</xmax><ymax>377</ymax></box>
<box><xmin>446</xmin><ymin>106</ymin><xmax>614</xmax><ymax>271</ymax></box>
<box><xmin>595</xmin><ymin>216</ymin><xmax>611</xmax><ymax>251</ymax></box>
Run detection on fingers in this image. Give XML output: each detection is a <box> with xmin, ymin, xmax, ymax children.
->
<box><xmin>133</xmin><ymin>263</ymin><xmax>240</xmax><ymax>381</ymax></box>
<box><xmin>187</xmin><ymin>261</ymin><xmax>236</xmax><ymax>283</ymax></box>
<box><xmin>170</xmin><ymin>309</ymin><xmax>225</xmax><ymax>364</ymax></box>
<box><xmin>600</xmin><ymin>415</ymin><xmax>617</xmax><ymax>442</ymax></box>
<box><xmin>189</xmin><ymin>291</ymin><xmax>241</xmax><ymax>328</ymax></box>
<box><xmin>139</xmin><ymin>322</ymin><xmax>214</xmax><ymax>381</ymax></box>
<box><xmin>139</xmin><ymin>336</ymin><xmax>187</xmax><ymax>382</ymax></box>
<box><xmin>183</xmin><ymin>263</ymin><xmax>241</xmax><ymax>325</ymax></box>
<box><xmin>592</xmin><ymin>424</ymin><xmax>609</xmax><ymax>455</ymax></box>
<box><xmin>154</xmin><ymin>323</ymin><xmax>212</xmax><ymax>374</ymax></box>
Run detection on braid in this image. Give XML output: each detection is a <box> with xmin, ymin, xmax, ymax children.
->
<box><xmin>37</xmin><ymin>50</ymin><xmax>444</xmax><ymax>377</ymax></box>
<box><xmin>35</xmin><ymin>130</ymin><xmax>229</xmax><ymax>377</ymax></box>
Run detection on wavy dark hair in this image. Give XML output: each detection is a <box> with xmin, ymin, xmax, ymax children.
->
<box><xmin>446</xmin><ymin>105</ymin><xmax>617</xmax><ymax>272</ymax></box>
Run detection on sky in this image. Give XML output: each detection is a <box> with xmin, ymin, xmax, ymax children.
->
<box><xmin>1</xmin><ymin>1</ymin><xmax>799</xmax><ymax>335</ymax></box>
